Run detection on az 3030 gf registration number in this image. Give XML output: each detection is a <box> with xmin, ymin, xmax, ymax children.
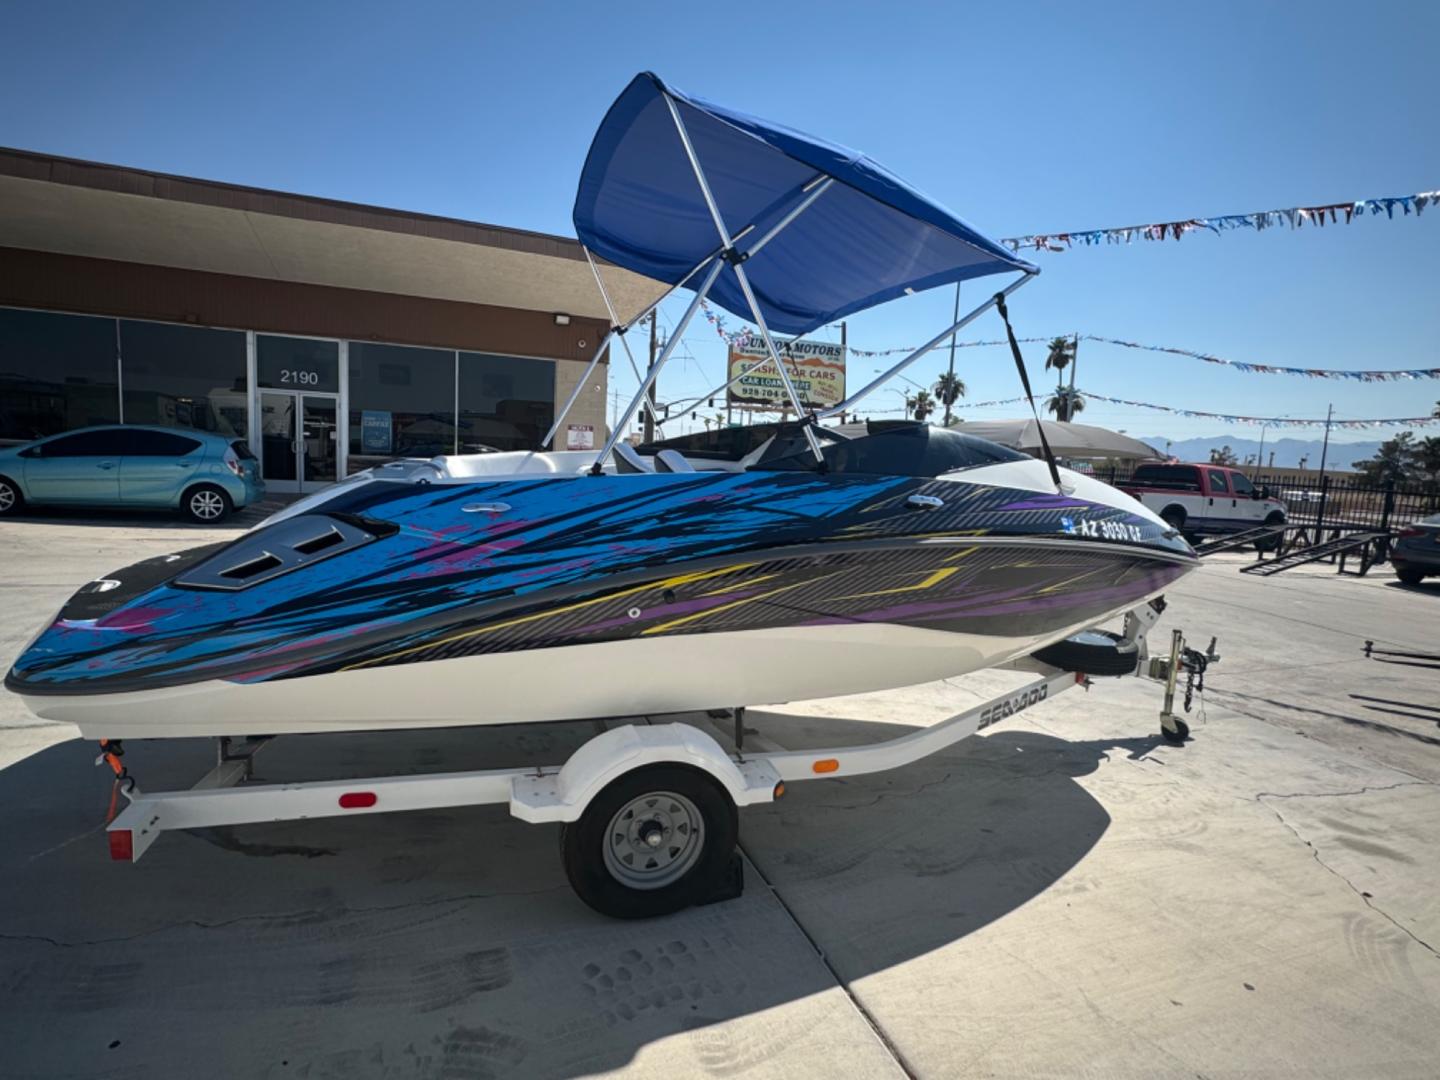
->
<box><xmin>1065</xmin><ymin>517</ymin><xmax>1144</xmax><ymax>542</ymax></box>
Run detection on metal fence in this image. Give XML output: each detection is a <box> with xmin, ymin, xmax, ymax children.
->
<box><xmin>1092</xmin><ymin>466</ymin><xmax>1440</xmax><ymax>537</ymax></box>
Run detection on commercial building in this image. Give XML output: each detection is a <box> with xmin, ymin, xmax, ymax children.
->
<box><xmin>0</xmin><ymin>148</ymin><xmax>663</xmax><ymax>492</ymax></box>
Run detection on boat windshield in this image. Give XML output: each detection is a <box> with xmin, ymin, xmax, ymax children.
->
<box><xmin>750</xmin><ymin>421</ymin><xmax>1027</xmax><ymax>478</ymax></box>
<box><xmin>635</xmin><ymin>421</ymin><xmax>847</xmax><ymax>463</ymax></box>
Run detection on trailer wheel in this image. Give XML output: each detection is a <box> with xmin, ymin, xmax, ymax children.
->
<box><xmin>561</xmin><ymin>764</ymin><xmax>738</xmax><ymax>919</ymax></box>
<box><xmin>1032</xmin><ymin>629</ymin><xmax>1139</xmax><ymax>677</ymax></box>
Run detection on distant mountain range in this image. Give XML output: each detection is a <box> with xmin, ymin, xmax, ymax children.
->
<box><xmin>1138</xmin><ymin>435</ymin><xmax>1382</xmax><ymax>470</ymax></box>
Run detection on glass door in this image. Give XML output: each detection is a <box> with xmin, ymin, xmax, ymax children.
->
<box><xmin>260</xmin><ymin>390</ymin><xmax>340</xmax><ymax>494</ymax></box>
<box><xmin>260</xmin><ymin>391</ymin><xmax>299</xmax><ymax>493</ymax></box>
<box><xmin>301</xmin><ymin>395</ymin><xmax>338</xmax><ymax>489</ymax></box>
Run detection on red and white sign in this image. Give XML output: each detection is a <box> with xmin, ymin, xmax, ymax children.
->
<box><xmin>565</xmin><ymin>424</ymin><xmax>595</xmax><ymax>451</ymax></box>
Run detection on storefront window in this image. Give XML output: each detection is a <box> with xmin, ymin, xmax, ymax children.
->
<box><xmin>457</xmin><ymin>352</ymin><xmax>555</xmax><ymax>453</ymax></box>
<box><xmin>119</xmin><ymin>321</ymin><xmax>248</xmax><ymax>437</ymax></box>
<box><xmin>0</xmin><ymin>308</ymin><xmax>120</xmax><ymax>443</ymax></box>
<box><xmin>257</xmin><ymin>335</ymin><xmax>340</xmax><ymax>393</ymax></box>
<box><xmin>347</xmin><ymin>342</ymin><xmax>456</xmax><ymax>470</ymax></box>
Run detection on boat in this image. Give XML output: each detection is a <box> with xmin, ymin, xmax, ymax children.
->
<box><xmin>5</xmin><ymin>73</ymin><xmax>1198</xmax><ymax>741</ymax></box>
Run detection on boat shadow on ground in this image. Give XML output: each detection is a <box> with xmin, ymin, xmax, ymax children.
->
<box><xmin>0</xmin><ymin>714</ymin><xmax>1162</xmax><ymax>1078</ymax></box>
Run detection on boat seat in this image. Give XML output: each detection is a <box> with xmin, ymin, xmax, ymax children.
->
<box><xmin>611</xmin><ymin>443</ymin><xmax>652</xmax><ymax>474</ymax></box>
<box><xmin>653</xmin><ymin>449</ymin><xmax>694</xmax><ymax>473</ymax></box>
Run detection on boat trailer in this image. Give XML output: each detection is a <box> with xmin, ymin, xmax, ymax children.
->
<box><xmin>98</xmin><ymin>601</ymin><xmax>1214</xmax><ymax>918</ymax></box>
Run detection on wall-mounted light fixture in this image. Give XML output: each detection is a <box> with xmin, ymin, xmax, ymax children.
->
<box><xmin>553</xmin><ymin>313</ymin><xmax>571</xmax><ymax>326</ymax></box>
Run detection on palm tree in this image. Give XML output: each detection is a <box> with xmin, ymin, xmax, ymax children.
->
<box><xmin>1044</xmin><ymin>386</ymin><xmax>1085</xmax><ymax>421</ymax></box>
<box><xmin>911</xmin><ymin>389</ymin><xmax>936</xmax><ymax>423</ymax></box>
<box><xmin>1044</xmin><ymin>336</ymin><xmax>1076</xmax><ymax>375</ymax></box>
<box><xmin>933</xmin><ymin>372</ymin><xmax>966</xmax><ymax>425</ymax></box>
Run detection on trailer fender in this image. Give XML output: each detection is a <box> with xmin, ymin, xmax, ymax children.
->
<box><xmin>510</xmin><ymin>723</ymin><xmax>780</xmax><ymax>824</ymax></box>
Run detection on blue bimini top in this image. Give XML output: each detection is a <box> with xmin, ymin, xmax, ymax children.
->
<box><xmin>573</xmin><ymin>72</ymin><xmax>1036</xmax><ymax>336</ymax></box>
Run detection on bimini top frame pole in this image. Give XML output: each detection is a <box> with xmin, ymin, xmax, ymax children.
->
<box><xmin>817</xmin><ymin>271</ymin><xmax>1038</xmax><ymax>420</ymax></box>
<box><xmin>543</xmin><ymin>247</ymin><xmax>722</xmax><ymax>451</ymax></box>
<box><xmin>662</xmin><ymin>93</ymin><xmax>827</xmax><ymax>463</ymax></box>
<box><xmin>591</xmin><ymin>257</ymin><xmax>725</xmax><ymax>473</ymax></box>
<box><xmin>578</xmin><ymin>95</ymin><xmax>842</xmax><ymax>469</ymax></box>
<box><xmin>584</xmin><ymin>246</ymin><xmax>665</xmax><ymax>437</ymax></box>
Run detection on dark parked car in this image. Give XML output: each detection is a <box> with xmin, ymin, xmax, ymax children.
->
<box><xmin>1392</xmin><ymin>512</ymin><xmax>1440</xmax><ymax>585</ymax></box>
<box><xmin>0</xmin><ymin>425</ymin><xmax>264</xmax><ymax>523</ymax></box>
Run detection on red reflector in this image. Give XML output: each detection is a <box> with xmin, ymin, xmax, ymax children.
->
<box><xmin>338</xmin><ymin>792</ymin><xmax>377</xmax><ymax>809</ymax></box>
<box><xmin>108</xmin><ymin>829</ymin><xmax>134</xmax><ymax>861</ymax></box>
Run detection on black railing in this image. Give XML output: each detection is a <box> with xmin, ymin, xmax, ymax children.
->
<box><xmin>1095</xmin><ymin>466</ymin><xmax>1439</xmax><ymax>545</ymax></box>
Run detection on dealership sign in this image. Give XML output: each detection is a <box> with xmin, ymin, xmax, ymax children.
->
<box><xmin>726</xmin><ymin>335</ymin><xmax>845</xmax><ymax>411</ymax></box>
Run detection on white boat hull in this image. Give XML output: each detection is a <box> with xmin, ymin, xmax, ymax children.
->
<box><xmin>28</xmin><ymin>611</ymin><xmax>1134</xmax><ymax>740</ymax></box>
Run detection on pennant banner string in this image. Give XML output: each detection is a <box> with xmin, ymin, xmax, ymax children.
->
<box><xmin>1061</xmin><ymin>390</ymin><xmax>1440</xmax><ymax>429</ymax></box>
<box><xmin>697</xmin><ymin>303</ymin><xmax>1438</xmax><ymax>380</ymax></box>
<box><xmin>1000</xmin><ymin>188</ymin><xmax>1439</xmax><ymax>253</ymax></box>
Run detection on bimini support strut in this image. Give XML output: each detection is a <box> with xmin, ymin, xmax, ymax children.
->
<box><xmin>545</xmin><ymin>247</ymin><xmax>722</xmax><ymax>451</ymax></box>
<box><xmin>819</xmin><ymin>270</ymin><xmax>1038</xmax><ymax>420</ymax></box>
<box><xmin>540</xmin><ymin>326</ymin><xmax>615</xmax><ymax>451</ymax></box>
<box><xmin>584</xmin><ymin>246</ymin><xmax>666</xmax><ymax>439</ymax></box>
<box><xmin>591</xmin><ymin>257</ymin><xmax>725</xmax><ymax>473</ymax></box>
<box><xmin>662</xmin><ymin>92</ymin><xmax>828</xmax><ymax>463</ymax></box>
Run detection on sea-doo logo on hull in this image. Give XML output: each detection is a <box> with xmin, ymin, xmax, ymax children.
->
<box><xmin>979</xmin><ymin>685</ymin><xmax>1049</xmax><ymax>730</ymax></box>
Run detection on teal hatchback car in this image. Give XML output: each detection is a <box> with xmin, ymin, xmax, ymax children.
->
<box><xmin>0</xmin><ymin>425</ymin><xmax>264</xmax><ymax>523</ymax></box>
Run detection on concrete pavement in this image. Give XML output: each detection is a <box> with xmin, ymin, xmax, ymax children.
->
<box><xmin>1</xmin><ymin>514</ymin><xmax>1436</xmax><ymax>1078</ymax></box>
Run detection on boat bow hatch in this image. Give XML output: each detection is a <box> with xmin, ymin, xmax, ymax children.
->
<box><xmin>174</xmin><ymin>515</ymin><xmax>386</xmax><ymax>591</ymax></box>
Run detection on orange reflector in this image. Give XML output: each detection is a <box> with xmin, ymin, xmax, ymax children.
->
<box><xmin>773</xmin><ymin>781</ymin><xmax>786</xmax><ymax>799</ymax></box>
<box><xmin>108</xmin><ymin>829</ymin><xmax>134</xmax><ymax>862</ymax></box>
<box><xmin>338</xmin><ymin>792</ymin><xmax>377</xmax><ymax>809</ymax></box>
<box><xmin>812</xmin><ymin>759</ymin><xmax>839</xmax><ymax>774</ymax></box>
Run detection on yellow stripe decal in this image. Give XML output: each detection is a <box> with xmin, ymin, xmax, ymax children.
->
<box><xmin>642</xmin><ymin>574</ymin><xmax>839</xmax><ymax>636</ymax></box>
<box><xmin>830</xmin><ymin>565</ymin><xmax>961</xmax><ymax>601</ymax></box>
<box><xmin>342</xmin><ymin>563</ymin><xmax>756</xmax><ymax>670</ymax></box>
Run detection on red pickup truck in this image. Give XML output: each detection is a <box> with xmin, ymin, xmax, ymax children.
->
<box><xmin>1120</xmin><ymin>463</ymin><xmax>1288</xmax><ymax>540</ymax></box>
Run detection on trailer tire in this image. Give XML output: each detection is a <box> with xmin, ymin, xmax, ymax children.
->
<box><xmin>561</xmin><ymin>764</ymin><xmax>738</xmax><ymax>919</ymax></box>
<box><xmin>1032</xmin><ymin>629</ymin><xmax>1139</xmax><ymax>677</ymax></box>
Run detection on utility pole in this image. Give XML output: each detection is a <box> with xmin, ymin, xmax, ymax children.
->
<box><xmin>943</xmin><ymin>284</ymin><xmax>959</xmax><ymax>426</ymax></box>
<box><xmin>839</xmin><ymin>320</ymin><xmax>848</xmax><ymax>424</ymax></box>
<box><xmin>644</xmin><ymin>311</ymin><xmax>657</xmax><ymax>443</ymax></box>
<box><xmin>1317</xmin><ymin>403</ymin><xmax>1333</xmax><ymax>477</ymax></box>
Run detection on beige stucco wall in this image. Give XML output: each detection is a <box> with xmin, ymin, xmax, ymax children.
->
<box><xmin>553</xmin><ymin>357</ymin><xmax>610</xmax><ymax>449</ymax></box>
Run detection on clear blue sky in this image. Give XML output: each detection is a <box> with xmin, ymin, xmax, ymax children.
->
<box><xmin>3</xmin><ymin>0</ymin><xmax>1436</xmax><ymax>445</ymax></box>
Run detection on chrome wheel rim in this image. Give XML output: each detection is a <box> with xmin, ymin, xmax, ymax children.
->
<box><xmin>602</xmin><ymin>790</ymin><xmax>703</xmax><ymax>890</ymax></box>
<box><xmin>0</xmin><ymin>483</ymin><xmax>13</xmax><ymax>512</ymax></box>
<box><xmin>191</xmin><ymin>490</ymin><xmax>224</xmax><ymax>520</ymax></box>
